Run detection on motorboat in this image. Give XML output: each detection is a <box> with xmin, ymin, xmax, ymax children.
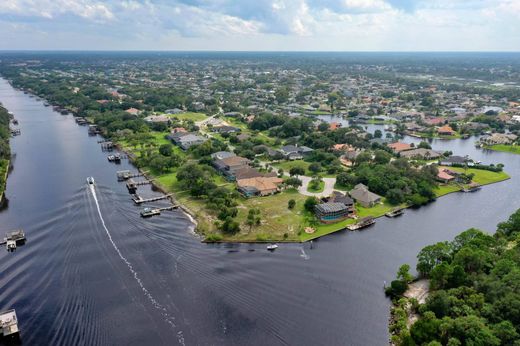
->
<box><xmin>267</xmin><ymin>244</ymin><xmax>278</xmax><ymax>251</ymax></box>
<box><xmin>86</xmin><ymin>177</ymin><xmax>95</xmax><ymax>185</ymax></box>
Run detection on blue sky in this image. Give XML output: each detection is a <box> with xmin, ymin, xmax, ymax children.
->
<box><xmin>0</xmin><ymin>0</ymin><xmax>519</xmax><ymax>51</ymax></box>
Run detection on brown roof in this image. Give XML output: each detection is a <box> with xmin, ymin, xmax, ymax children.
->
<box><xmin>388</xmin><ymin>142</ymin><xmax>412</xmax><ymax>152</ymax></box>
<box><xmin>437</xmin><ymin>169</ymin><xmax>455</xmax><ymax>181</ymax></box>
<box><xmin>234</xmin><ymin>167</ymin><xmax>263</xmax><ymax>180</ymax></box>
<box><xmin>220</xmin><ymin>156</ymin><xmax>250</xmax><ymax>166</ymax></box>
<box><xmin>437</xmin><ymin>125</ymin><xmax>454</xmax><ymax>134</ymax></box>
<box><xmin>237</xmin><ymin>177</ymin><xmax>283</xmax><ymax>192</ymax></box>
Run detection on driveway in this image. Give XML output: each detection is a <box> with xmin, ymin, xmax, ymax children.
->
<box><xmin>297</xmin><ymin>175</ymin><xmax>336</xmax><ymax>198</ymax></box>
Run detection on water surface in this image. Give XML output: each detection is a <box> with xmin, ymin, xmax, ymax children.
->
<box><xmin>0</xmin><ymin>78</ymin><xmax>519</xmax><ymax>345</ymax></box>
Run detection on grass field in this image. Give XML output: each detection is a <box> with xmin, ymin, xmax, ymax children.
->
<box><xmin>446</xmin><ymin>167</ymin><xmax>510</xmax><ymax>185</ymax></box>
<box><xmin>485</xmin><ymin>144</ymin><xmax>520</xmax><ymax>155</ymax></box>
<box><xmin>168</xmin><ymin>112</ymin><xmax>207</xmax><ymax>122</ymax></box>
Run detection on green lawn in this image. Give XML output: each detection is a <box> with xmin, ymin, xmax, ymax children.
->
<box><xmin>307</xmin><ymin>180</ymin><xmax>325</xmax><ymax>193</ymax></box>
<box><xmin>357</xmin><ymin>199</ymin><xmax>398</xmax><ymax>218</ymax></box>
<box><xmin>446</xmin><ymin>167</ymin><xmax>510</xmax><ymax>185</ymax></box>
<box><xmin>219</xmin><ymin>189</ymin><xmax>307</xmax><ymax>242</ymax></box>
<box><xmin>485</xmin><ymin>144</ymin><xmax>520</xmax><ymax>155</ymax></box>
<box><xmin>434</xmin><ymin>184</ymin><xmax>461</xmax><ymax>197</ymax></box>
<box><xmin>168</xmin><ymin>112</ymin><xmax>207</xmax><ymax>122</ymax></box>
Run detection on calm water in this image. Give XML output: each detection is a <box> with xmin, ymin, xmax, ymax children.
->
<box><xmin>1</xmin><ymin>78</ymin><xmax>519</xmax><ymax>346</ymax></box>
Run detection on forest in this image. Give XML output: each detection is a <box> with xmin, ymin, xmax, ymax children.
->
<box><xmin>388</xmin><ymin>209</ymin><xmax>520</xmax><ymax>346</ymax></box>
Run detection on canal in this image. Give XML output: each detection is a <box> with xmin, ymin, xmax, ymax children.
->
<box><xmin>0</xmin><ymin>78</ymin><xmax>519</xmax><ymax>345</ymax></box>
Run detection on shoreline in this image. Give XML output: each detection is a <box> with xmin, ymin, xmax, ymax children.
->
<box><xmin>2</xmin><ymin>81</ymin><xmax>513</xmax><ymax>244</ymax></box>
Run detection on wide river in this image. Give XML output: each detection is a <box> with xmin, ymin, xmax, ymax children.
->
<box><xmin>1</xmin><ymin>78</ymin><xmax>519</xmax><ymax>345</ymax></box>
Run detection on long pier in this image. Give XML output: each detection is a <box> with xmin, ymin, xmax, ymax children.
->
<box><xmin>117</xmin><ymin>170</ymin><xmax>146</xmax><ymax>181</ymax></box>
<box><xmin>132</xmin><ymin>193</ymin><xmax>174</xmax><ymax>205</ymax></box>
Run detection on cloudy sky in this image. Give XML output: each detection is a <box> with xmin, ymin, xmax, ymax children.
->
<box><xmin>0</xmin><ymin>0</ymin><xmax>519</xmax><ymax>51</ymax></box>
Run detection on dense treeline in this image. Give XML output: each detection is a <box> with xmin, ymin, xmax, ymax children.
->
<box><xmin>0</xmin><ymin>105</ymin><xmax>11</xmax><ymax>195</ymax></box>
<box><xmin>388</xmin><ymin>209</ymin><xmax>520</xmax><ymax>346</ymax></box>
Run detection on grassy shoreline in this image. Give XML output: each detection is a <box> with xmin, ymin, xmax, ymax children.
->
<box><xmin>0</xmin><ymin>160</ymin><xmax>9</xmax><ymax>204</ymax></box>
<box><xmin>484</xmin><ymin>144</ymin><xmax>520</xmax><ymax>155</ymax></box>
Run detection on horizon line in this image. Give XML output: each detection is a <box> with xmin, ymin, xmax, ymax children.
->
<box><xmin>1</xmin><ymin>49</ymin><xmax>520</xmax><ymax>54</ymax></box>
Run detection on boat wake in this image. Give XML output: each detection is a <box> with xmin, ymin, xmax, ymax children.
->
<box><xmin>88</xmin><ymin>183</ymin><xmax>181</xmax><ymax>338</ymax></box>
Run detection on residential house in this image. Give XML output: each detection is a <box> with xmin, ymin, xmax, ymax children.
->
<box><xmin>144</xmin><ymin>115</ymin><xmax>170</xmax><ymax>124</ymax></box>
<box><xmin>125</xmin><ymin>108</ymin><xmax>141</xmax><ymax>115</ymax></box>
<box><xmin>388</xmin><ymin>142</ymin><xmax>413</xmax><ymax>153</ymax></box>
<box><xmin>315</xmin><ymin>203</ymin><xmax>351</xmax><ymax>223</ymax></box>
<box><xmin>279</xmin><ymin>145</ymin><xmax>314</xmax><ymax>160</ymax></box>
<box><xmin>349</xmin><ymin>183</ymin><xmax>382</xmax><ymax>207</ymax></box>
<box><xmin>399</xmin><ymin>148</ymin><xmax>442</xmax><ymax>160</ymax></box>
<box><xmin>212</xmin><ymin>125</ymin><xmax>241</xmax><ymax>134</ymax></box>
<box><xmin>169</xmin><ymin>132</ymin><xmax>207</xmax><ymax>150</ymax></box>
<box><xmin>437</xmin><ymin>125</ymin><xmax>455</xmax><ymax>136</ymax></box>
<box><xmin>211</xmin><ymin>151</ymin><xmax>236</xmax><ymax>160</ymax></box>
<box><xmin>480</xmin><ymin>133</ymin><xmax>518</xmax><ymax>145</ymax></box>
<box><xmin>237</xmin><ymin>177</ymin><xmax>283</xmax><ymax>197</ymax></box>
<box><xmin>437</xmin><ymin>169</ymin><xmax>455</xmax><ymax>183</ymax></box>
<box><xmin>439</xmin><ymin>155</ymin><xmax>471</xmax><ymax>166</ymax></box>
<box><xmin>213</xmin><ymin>156</ymin><xmax>251</xmax><ymax>180</ymax></box>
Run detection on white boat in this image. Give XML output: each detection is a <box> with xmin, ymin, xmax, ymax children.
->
<box><xmin>267</xmin><ymin>244</ymin><xmax>278</xmax><ymax>251</ymax></box>
<box><xmin>86</xmin><ymin>177</ymin><xmax>95</xmax><ymax>185</ymax></box>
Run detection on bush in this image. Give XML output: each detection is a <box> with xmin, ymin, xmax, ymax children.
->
<box><xmin>205</xmin><ymin>234</ymin><xmax>223</xmax><ymax>242</ymax></box>
<box><xmin>288</xmin><ymin>199</ymin><xmax>296</xmax><ymax>209</ymax></box>
<box><xmin>385</xmin><ymin>280</ymin><xmax>408</xmax><ymax>298</ymax></box>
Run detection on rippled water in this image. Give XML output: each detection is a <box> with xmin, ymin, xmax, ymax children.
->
<box><xmin>1</xmin><ymin>78</ymin><xmax>519</xmax><ymax>345</ymax></box>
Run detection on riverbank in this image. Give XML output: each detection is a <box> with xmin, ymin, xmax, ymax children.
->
<box><xmin>484</xmin><ymin>144</ymin><xmax>520</xmax><ymax>155</ymax></box>
<box><xmin>0</xmin><ymin>159</ymin><xmax>8</xmax><ymax>205</ymax></box>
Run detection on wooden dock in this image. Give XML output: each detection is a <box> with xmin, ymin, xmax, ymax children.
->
<box><xmin>132</xmin><ymin>193</ymin><xmax>174</xmax><ymax>205</ymax></box>
<box><xmin>117</xmin><ymin>170</ymin><xmax>146</xmax><ymax>181</ymax></box>
<box><xmin>140</xmin><ymin>205</ymin><xmax>178</xmax><ymax>217</ymax></box>
<box><xmin>126</xmin><ymin>179</ymin><xmax>153</xmax><ymax>193</ymax></box>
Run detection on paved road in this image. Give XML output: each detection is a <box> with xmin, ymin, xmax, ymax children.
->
<box><xmin>297</xmin><ymin>175</ymin><xmax>336</xmax><ymax>197</ymax></box>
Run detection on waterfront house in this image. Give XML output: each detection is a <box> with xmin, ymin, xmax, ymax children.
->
<box><xmin>437</xmin><ymin>125</ymin><xmax>455</xmax><ymax>136</ymax></box>
<box><xmin>439</xmin><ymin>155</ymin><xmax>469</xmax><ymax>166</ymax></box>
<box><xmin>437</xmin><ymin>169</ymin><xmax>456</xmax><ymax>183</ymax></box>
<box><xmin>326</xmin><ymin>191</ymin><xmax>355</xmax><ymax>214</ymax></box>
<box><xmin>349</xmin><ymin>183</ymin><xmax>382</xmax><ymax>208</ymax></box>
<box><xmin>315</xmin><ymin>203</ymin><xmax>351</xmax><ymax>223</ymax></box>
<box><xmin>237</xmin><ymin>177</ymin><xmax>283</xmax><ymax>197</ymax></box>
<box><xmin>480</xmin><ymin>133</ymin><xmax>518</xmax><ymax>145</ymax></box>
<box><xmin>399</xmin><ymin>148</ymin><xmax>442</xmax><ymax>160</ymax></box>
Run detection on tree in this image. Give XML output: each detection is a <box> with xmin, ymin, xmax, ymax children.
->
<box><xmin>304</xmin><ymin>197</ymin><xmax>318</xmax><ymax>212</ymax></box>
<box><xmin>285</xmin><ymin>177</ymin><xmax>302</xmax><ymax>189</ymax></box>
<box><xmin>374</xmin><ymin>150</ymin><xmax>392</xmax><ymax>164</ymax></box>
<box><xmin>318</xmin><ymin>122</ymin><xmax>329</xmax><ymax>132</ymax></box>
<box><xmin>416</xmin><ymin>242</ymin><xmax>452</xmax><ymax>276</ymax></box>
<box><xmin>289</xmin><ymin>166</ymin><xmax>305</xmax><ymax>176</ymax></box>
<box><xmin>308</xmin><ymin>162</ymin><xmax>322</xmax><ymax>174</ymax></box>
<box><xmin>159</xmin><ymin>143</ymin><xmax>173</xmax><ymax>156</ymax></box>
<box><xmin>288</xmin><ymin>199</ymin><xmax>296</xmax><ymax>209</ymax></box>
<box><xmin>374</xmin><ymin>129</ymin><xmax>383</xmax><ymax>138</ymax></box>
<box><xmin>410</xmin><ymin>312</ymin><xmax>441</xmax><ymax>345</ymax></box>
<box><xmin>397</xmin><ymin>264</ymin><xmax>413</xmax><ymax>283</ymax></box>
<box><xmin>497</xmin><ymin>208</ymin><xmax>520</xmax><ymax>237</ymax></box>
<box><xmin>418</xmin><ymin>141</ymin><xmax>432</xmax><ymax>149</ymax></box>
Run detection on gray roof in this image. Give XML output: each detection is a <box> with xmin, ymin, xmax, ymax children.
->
<box><xmin>316</xmin><ymin>203</ymin><xmax>348</xmax><ymax>213</ymax></box>
<box><xmin>349</xmin><ymin>184</ymin><xmax>382</xmax><ymax>204</ymax></box>
<box><xmin>211</xmin><ymin>151</ymin><xmax>236</xmax><ymax>160</ymax></box>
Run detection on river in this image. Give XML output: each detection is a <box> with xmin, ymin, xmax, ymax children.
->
<box><xmin>0</xmin><ymin>78</ymin><xmax>519</xmax><ymax>345</ymax></box>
